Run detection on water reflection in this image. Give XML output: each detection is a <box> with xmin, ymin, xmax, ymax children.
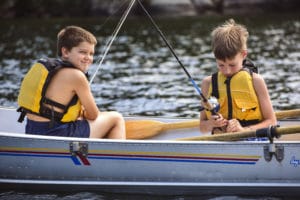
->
<box><xmin>0</xmin><ymin>15</ymin><xmax>299</xmax><ymax>117</ymax></box>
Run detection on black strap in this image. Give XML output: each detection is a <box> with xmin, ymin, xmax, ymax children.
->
<box><xmin>42</xmin><ymin>97</ymin><xmax>67</xmax><ymax>110</ymax></box>
<box><xmin>17</xmin><ymin>107</ymin><xmax>26</xmax><ymax>123</ymax></box>
<box><xmin>39</xmin><ymin>106</ymin><xmax>64</xmax><ymax>121</ymax></box>
<box><xmin>65</xmin><ymin>95</ymin><xmax>78</xmax><ymax>110</ymax></box>
<box><xmin>18</xmin><ymin>96</ymin><xmax>78</xmax><ymax>124</ymax></box>
<box><xmin>211</xmin><ymin>72</ymin><xmax>219</xmax><ymax>98</ymax></box>
<box><xmin>239</xmin><ymin>119</ymin><xmax>260</xmax><ymax>127</ymax></box>
<box><xmin>38</xmin><ymin>58</ymin><xmax>73</xmax><ymax>70</ymax></box>
<box><xmin>17</xmin><ymin>106</ymin><xmax>64</xmax><ymax>123</ymax></box>
<box><xmin>243</xmin><ymin>58</ymin><xmax>258</xmax><ymax>74</ymax></box>
<box><xmin>225</xmin><ymin>77</ymin><xmax>233</xmax><ymax>119</ymax></box>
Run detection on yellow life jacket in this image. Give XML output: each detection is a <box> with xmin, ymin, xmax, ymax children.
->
<box><xmin>206</xmin><ymin>69</ymin><xmax>262</xmax><ymax>126</ymax></box>
<box><xmin>17</xmin><ymin>58</ymin><xmax>83</xmax><ymax>123</ymax></box>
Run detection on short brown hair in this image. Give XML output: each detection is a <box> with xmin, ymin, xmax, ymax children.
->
<box><xmin>57</xmin><ymin>26</ymin><xmax>97</xmax><ymax>57</ymax></box>
<box><xmin>211</xmin><ymin>19</ymin><xmax>248</xmax><ymax>60</ymax></box>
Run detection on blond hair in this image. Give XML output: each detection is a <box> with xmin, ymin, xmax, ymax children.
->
<box><xmin>211</xmin><ymin>19</ymin><xmax>248</xmax><ymax>60</ymax></box>
<box><xmin>57</xmin><ymin>26</ymin><xmax>97</xmax><ymax>57</ymax></box>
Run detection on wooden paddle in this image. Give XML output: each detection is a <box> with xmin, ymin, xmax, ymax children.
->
<box><xmin>177</xmin><ymin>125</ymin><xmax>300</xmax><ymax>141</ymax></box>
<box><xmin>126</xmin><ymin>109</ymin><xmax>300</xmax><ymax>139</ymax></box>
<box><xmin>274</xmin><ymin>109</ymin><xmax>300</xmax><ymax>119</ymax></box>
<box><xmin>126</xmin><ymin>119</ymin><xmax>199</xmax><ymax>139</ymax></box>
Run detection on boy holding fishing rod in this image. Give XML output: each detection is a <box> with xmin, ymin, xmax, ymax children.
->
<box><xmin>17</xmin><ymin>26</ymin><xmax>126</xmax><ymax>139</ymax></box>
<box><xmin>200</xmin><ymin>19</ymin><xmax>277</xmax><ymax>134</ymax></box>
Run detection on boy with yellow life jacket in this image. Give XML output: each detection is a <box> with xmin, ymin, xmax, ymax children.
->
<box><xmin>199</xmin><ymin>19</ymin><xmax>277</xmax><ymax>134</ymax></box>
<box><xmin>17</xmin><ymin>26</ymin><xmax>126</xmax><ymax>139</ymax></box>
<box><xmin>18</xmin><ymin>58</ymin><xmax>82</xmax><ymax>123</ymax></box>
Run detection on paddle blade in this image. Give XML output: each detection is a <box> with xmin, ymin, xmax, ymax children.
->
<box><xmin>126</xmin><ymin>120</ymin><xmax>165</xmax><ymax>139</ymax></box>
<box><xmin>276</xmin><ymin>109</ymin><xmax>300</xmax><ymax>119</ymax></box>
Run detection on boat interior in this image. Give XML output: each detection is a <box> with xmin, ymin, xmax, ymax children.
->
<box><xmin>1</xmin><ymin>106</ymin><xmax>299</xmax><ymax>141</ymax></box>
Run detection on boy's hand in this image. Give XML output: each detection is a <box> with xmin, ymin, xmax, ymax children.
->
<box><xmin>210</xmin><ymin>113</ymin><xmax>228</xmax><ymax>134</ymax></box>
<box><xmin>210</xmin><ymin>113</ymin><xmax>228</xmax><ymax>128</ymax></box>
<box><xmin>226</xmin><ymin>119</ymin><xmax>243</xmax><ymax>132</ymax></box>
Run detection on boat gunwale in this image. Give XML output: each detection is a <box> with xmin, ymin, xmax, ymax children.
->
<box><xmin>1</xmin><ymin>131</ymin><xmax>300</xmax><ymax>145</ymax></box>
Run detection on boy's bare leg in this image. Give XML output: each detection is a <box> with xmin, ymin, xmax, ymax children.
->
<box><xmin>88</xmin><ymin>111</ymin><xmax>126</xmax><ymax>139</ymax></box>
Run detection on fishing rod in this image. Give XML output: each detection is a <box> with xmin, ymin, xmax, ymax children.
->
<box><xmin>89</xmin><ymin>0</ymin><xmax>136</xmax><ymax>84</ymax></box>
<box><xmin>137</xmin><ymin>0</ymin><xmax>218</xmax><ymax>114</ymax></box>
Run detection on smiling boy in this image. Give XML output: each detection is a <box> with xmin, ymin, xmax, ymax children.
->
<box><xmin>18</xmin><ymin>26</ymin><xmax>126</xmax><ymax>139</ymax></box>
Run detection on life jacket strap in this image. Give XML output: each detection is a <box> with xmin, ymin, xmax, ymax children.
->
<box><xmin>42</xmin><ymin>97</ymin><xmax>67</xmax><ymax>110</ymax></box>
<box><xmin>211</xmin><ymin>72</ymin><xmax>219</xmax><ymax>99</ymax></box>
<box><xmin>17</xmin><ymin>106</ymin><xmax>64</xmax><ymax>124</ymax></box>
<box><xmin>39</xmin><ymin>106</ymin><xmax>64</xmax><ymax>121</ymax></box>
<box><xmin>17</xmin><ymin>107</ymin><xmax>26</xmax><ymax>123</ymax></box>
<box><xmin>239</xmin><ymin>119</ymin><xmax>260</xmax><ymax>127</ymax></box>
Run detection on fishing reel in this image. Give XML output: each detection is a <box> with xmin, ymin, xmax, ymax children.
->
<box><xmin>199</xmin><ymin>96</ymin><xmax>220</xmax><ymax>114</ymax></box>
<box><xmin>208</xmin><ymin>96</ymin><xmax>220</xmax><ymax>114</ymax></box>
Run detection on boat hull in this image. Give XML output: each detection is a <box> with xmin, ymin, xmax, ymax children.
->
<box><xmin>1</xmin><ymin>133</ymin><xmax>300</xmax><ymax>196</ymax></box>
<box><xmin>1</xmin><ymin>107</ymin><xmax>300</xmax><ymax>196</ymax></box>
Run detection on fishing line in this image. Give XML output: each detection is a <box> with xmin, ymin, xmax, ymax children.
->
<box><xmin>94</xmin><ymin>0</ymin><xmax>129</xmax><ymax>32</ymax></box>
<box><xmin>89</xmin><ymin>0</ymin><xmax>136</xmax><ymax>84</ymax></box>
<box><xmin>136</xmin><ymin>0</ymin><xmax>210</xmax><ymax>106</ymax></box>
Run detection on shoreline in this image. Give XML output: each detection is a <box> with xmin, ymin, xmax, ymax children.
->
<box><xmin>1</xmin><ymin>0</ymin><xmax>300</xmax><ymax>18</ymax></box>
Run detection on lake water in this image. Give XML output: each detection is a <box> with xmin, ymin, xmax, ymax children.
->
<box><xmin>0</xmin><ymin>14</ymin><xmax>299</xmax><ymax>199</ymax></box>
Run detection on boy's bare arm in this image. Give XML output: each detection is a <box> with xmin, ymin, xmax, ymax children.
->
<box><xmin>72</xmin><ymin>70</ymin><xmax>99</xmax><ymax>120</ymax></box>
<box><xmin>252</xmin><ymin>73</ymin><xmax>277</xmax><ymax>129</ymax></box>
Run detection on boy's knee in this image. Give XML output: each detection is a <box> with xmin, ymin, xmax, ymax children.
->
<box><xmin>110</xmin><ymin>111</ymin><xmax>124</xmax><ymax>121</ymax></box>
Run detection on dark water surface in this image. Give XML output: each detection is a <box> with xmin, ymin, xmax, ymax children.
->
<box><xmin>0</xmin><ymin>14</ymin><xmax>300</xmax><ymax>199</ymax></box>
<box><xmin>1</xmin><ymin>14</ymin><xmax>300</xmax><ymax>117</ymax></box>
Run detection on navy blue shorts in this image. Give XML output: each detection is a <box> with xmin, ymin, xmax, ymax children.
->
<box><xmin>25</xmin><ymin>119</ymin><xmax>90</xmax><ymax>138</ymax></box>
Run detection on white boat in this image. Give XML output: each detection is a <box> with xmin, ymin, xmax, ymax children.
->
<box><xmin>0</xmin><ymin>107</ymin><xmax>300</xmax><ymax>197</ymax></box>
